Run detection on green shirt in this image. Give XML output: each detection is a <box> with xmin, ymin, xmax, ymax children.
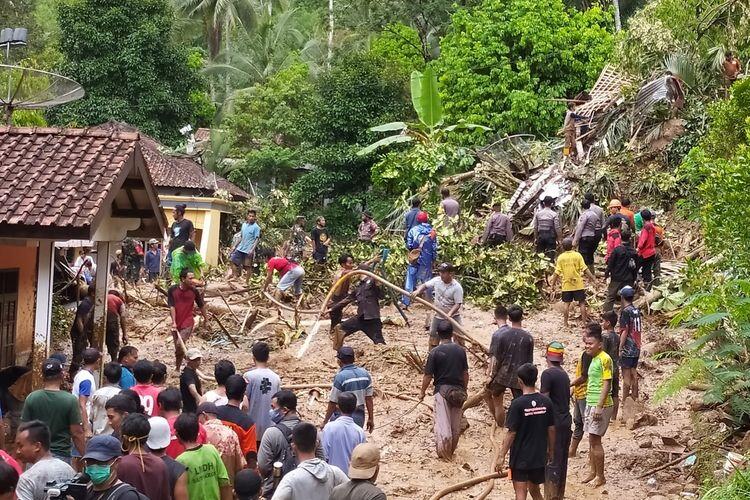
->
<box><xmin>176</xmin><ymin>444</ymin><xmax>229</xmax><ymax>500</ymax></box>
<box><xmin>634</xmin><ymin>212</ymin><xmax>643</xmax><ymax>232</ymax></box>
<box><xmin>21</xmin><ymin>389</ymin><xmax>82</xmax><ymax>457</ymax></box>
<box><xmin>586</xmin><ymin>351</ymin><xmax>614</xmax><ymax>408</ymax></box>
<box><xmin>170</xmin><ymin>246</ymin><xmax>205</xmax><ymax>283</ymax></box>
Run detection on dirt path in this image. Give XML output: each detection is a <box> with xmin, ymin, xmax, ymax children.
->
<box><xmin>118</xmin><ymin>288</ymin><xmax>696</xmax><ymax>499</ymax></box>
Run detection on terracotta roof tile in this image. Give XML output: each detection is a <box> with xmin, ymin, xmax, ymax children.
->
<box><xmin>95</xmin><ymin>122</ymin><xmax>249</xmax><ymax>200</ymax></box>
<box><xmin>0</xmin><ymin>127</ymin><xmax>138</xmax><ymax>230</ymax></box>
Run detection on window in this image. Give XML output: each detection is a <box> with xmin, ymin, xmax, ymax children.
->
<box><xmin>0</xmin><ymin>269</ymin><xmax>18</xmax><ymax>369</ymax></box>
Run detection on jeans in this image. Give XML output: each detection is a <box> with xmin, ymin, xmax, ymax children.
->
<box><xmin>403</xmin><ymin>263</ymin><xmax>432</xmax><ymax>306</ymax></box>
<box><xmin>277</xmin><ymin>266</ymin><xmax>305</xmax><ymax>294</ymax></box>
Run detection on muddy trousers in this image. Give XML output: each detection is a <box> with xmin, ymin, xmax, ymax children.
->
<box><xmin>603</xmin><ymin>278</ymin><xmax>633</xmax><ymax>312</ymax></box>
<box><xmin>70</xmin><ymin>326</ymin><xmax>95</xmax><ymax>365</ymax></box>
<box><xmin>545</xmin><ymin>425</ymin><xmax>572</xmax><ymax>500</ymax></box>
<box><xmin>434</xmin><ymin>391</ymin><xmax>463</xmax><ymax>459</ymax></box>
<box><xmin>106</xmin><ymin>317</ymin><xmax>121</xmax><ymax>361</ymax></box>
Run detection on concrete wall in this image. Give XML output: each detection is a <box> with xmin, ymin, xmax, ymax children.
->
<box><xmin>160</xmin><ymin>205</ymin><xmax>225</xmax><ymax>266</ymax></box>
<box><xmin>0</xmin><ymin>243</ymin><xmax>38</xmax><ymax>365</ymax></box>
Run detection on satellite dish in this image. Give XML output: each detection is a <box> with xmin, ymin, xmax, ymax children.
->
<box><xmin>0</xmin><ymin>64</ymin><xmax>85</xmax><ymax>123</ymax></box>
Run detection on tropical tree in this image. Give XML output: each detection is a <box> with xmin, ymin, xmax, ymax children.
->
<box><xmin>173</xmin><ymin>0</ymin><xmax>257</xmax><ymax>59</ymax></box>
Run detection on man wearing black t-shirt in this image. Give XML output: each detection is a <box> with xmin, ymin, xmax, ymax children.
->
<box><xmin>311</xmin><ymin>216</ymin><xmax>330</xmax><ymax>264</ymax></box>
<box><xmin>540</xmin><ymin>342</ymin><xmax>572</xmax><ymax>500</ymax></box>
<box><xmin>498</xmin><ymin>363</ymin><xmax>555</xmax><ymax>500</ymax></box>
<box><xmin>168</xmin><ymin>203</ymin><xmax>195</xmax><ymax>263</ymax></box>
<box><xmin>180</xmin><ymin>349</ymin><xmax>203</xmax><ymax>413</ymax></box>
<box><xmin>420</xmin><ymin>321</ymin><xmax>469</xmax><ymax>459</ymax></box>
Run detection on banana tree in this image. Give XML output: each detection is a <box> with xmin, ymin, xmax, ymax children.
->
<box><xmin>357</xmin><ymin>65</ymin><xmax>490</xmax><ymax>156</ymax></box>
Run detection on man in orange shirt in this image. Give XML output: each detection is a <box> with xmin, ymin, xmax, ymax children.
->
<box><xmin>620</xmin><ymin>198</ymin><xmax>636</xmax><ymax>232</ymax></box>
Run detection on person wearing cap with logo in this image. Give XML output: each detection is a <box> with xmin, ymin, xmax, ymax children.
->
<box><xmin>82</xmin><ymin>435</ymin><xmax>146</xmax><ymax>500</ymax></box>
<box><xmin>533</xmin><ymin>196</ymin><xmax>562</xmax><ymax>261</ymax></box>
<box><xmin>21</xmin><ymin>358</ymin><xmax>84</xmax><ymax>463</ymax></box>
<box><xmin>147</xmin><ymin>416</ymin><xmax>189</xmax><ymax>500</ymax></box>
<box><xmin>168</xmin><ymin>203</ymin><xmax>195</xmax><ymax>264</ymax></box>
<box><xmin>234</xmin><ymin>469</ymin><xmax>262</xmax><ymax>500</ymax></box>
<box><xmin>541</xmin><ymin>342</ymin><xmax>572</xmax><ymax>500</ymax></box>
<box><xmin>582</xmin><ymin>323</ymin><xmax>614</xmax><ymax>488</ymax></box>
<box><xmin>330</xmin><ymin>443</ymin><xmax>386</xmax><ymax>500</ymax></box>
<box><xmin>403</xmin><ymin>211</ymin><xmax>437</xmax><ymax>307</ymax></box>
<box><xmin>330</xmin><ymin>264</ymin><xmax>386</xmax><ymax>350</ymax></box>
<box><xmin>550</xmin><ymin>238</ymin><xmax>595</xmax><ymax>328</ymax></box>
<box><xmin>323</xmin><ymin>347</ymin><xmax>375</xmax><ymax>432</ymax></box>
<box><xmin>479</xmin><ymin>202</ymin><xmax>513</xmax><ymax>246</ymax></box>
<box><xmin>496</xmin><ymin>363</ymin><xmax>555</xmax><ymax>499</ymax></box>
<box><xmin>618</xmin><ymin>286</ymin><xmax>642</xmax><ymax>409</ymax></box>
<box><xmin>198</xmin><ymin>402</ymin><xmax>246</xmax><ymax>485</ymax></box>
<box><xmin>169</xmin><ymin>268</ymin><xmax>210</xmax><ymax>371</ymax></box>
<box><xmin>180</xmin><ymin>348</ymin><xmax>204</xmax><ymax>413</ymax></box>
<box><xmin>144</xmin><ymin>239</ymin><xmax>161</xmax><ymax>282</ymax></box>
<box><xmin>117</xmin><ymin>414</ymin><xmax>171</xmax><ymax>500</ymax></box>
<box><xmin>412</xmin><ymin>262</ymin><xmax>464</xmax><ymax>350</ymax></box>
<box><xmin>170</xmin><ymin>240</ymin><xmax>205</xmax><ymax>284</ymax></box>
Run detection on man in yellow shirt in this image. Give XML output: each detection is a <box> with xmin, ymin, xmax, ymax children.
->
<box><xmin>550</xmin><ymin>238</ymin><xmax>595</xmax><ymax>327</ymax></box>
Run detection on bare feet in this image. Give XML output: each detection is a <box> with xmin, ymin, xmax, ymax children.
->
<box><xmin>593</xmin><ymin>477</ymin><xmax>606</xmax><ymax>488</ymax></box>
<box><xmin>568</xmin><ymin>450</ymin><xmax>577</xmax><ymax>458</ymax></box>
<box><xmin>581</xmin><ymin>472</ymin><xmax>596</xmax><ymax>484</ymax></box>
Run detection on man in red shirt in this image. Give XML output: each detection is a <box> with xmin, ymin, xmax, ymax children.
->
<box><xmin>105</xmin><ymin>290</ymin><xmax>127</xmax><ymax>362</ymax></box>
<box><xmin>168</xmin><ymin>269</ymin><xmax>209</xmax><ymax>371</ymax></box>
<box><xmin>263</xmin><ymin>255</ymin><xmax>305</xmax><ymax>300</ymax></box>
<box><xmin>637</xmin><ymin>209</ymin><xmax>657</xmax><ymax>290</ymax></box>
<box><xmin>157</xmin><ymin>388</ymin><xmax>208</xmax><ymax>459</ymax></box>
<box><xmin>131</xmin><ymin>360</ymin><xmax>162</xmax><ymax>416</ymax></box>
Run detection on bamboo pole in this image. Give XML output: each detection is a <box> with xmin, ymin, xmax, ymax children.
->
<box><xmin>296</xmin><ymin>270</ymin><xmax>488</xmax><ymax>359</ymax></box>
<box><xmin>262</xmin><ymin>291</ymin><xmax>320</xmax><ymax>314</ymax></box>
<box><xmin>427</xmin><ymin>471</ymin><xmax>507</xmax><ymax>500</ymax></box>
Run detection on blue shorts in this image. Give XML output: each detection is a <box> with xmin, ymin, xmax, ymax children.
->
<box><xmin>620</xmin><ymin>356</ymin><xmax>639</xmax><ymax>369</ymax></box>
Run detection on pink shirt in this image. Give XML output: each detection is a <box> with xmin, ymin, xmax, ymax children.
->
<box><xmin>131</xmin><ymin>384</ymin><xmax>162</xmax><ymax>416</ymax></box>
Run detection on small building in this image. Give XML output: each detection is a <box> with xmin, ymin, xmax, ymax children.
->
<box><xmin>98</xmin><ymin>123</ymin><xmax>250</xmax><ymax>265</ymax></box>
<box><xmin>0</xmin><ymin>126</ymin><xmax>166</xmax><ymax>368</ymax></box>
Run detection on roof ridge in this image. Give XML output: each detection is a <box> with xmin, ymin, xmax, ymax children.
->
<box><xmin>0</xmin><ymin>126</ymin><xmax>140</xmax><ymax>141</ymax></box>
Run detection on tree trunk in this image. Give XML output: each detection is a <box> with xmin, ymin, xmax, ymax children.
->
<box><xmin>224</xmin><ymin>17</ymin><xmax>231</xmax><ymax>98</ymax></box>
<box><xmin>327</xmin><ymin>0</ymin><xmax>334</xmax><ymax>68</ymax></box>
<box><xmin>613</xmin><ymin>0</ymin><xmax>622</xmax><ymax>31</ymax></box>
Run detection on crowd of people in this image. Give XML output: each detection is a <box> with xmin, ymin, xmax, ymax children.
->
<box><xmin>36</xmin><ymin>187</ymin><xmax>661</xmax><ymax>500</ymax></box>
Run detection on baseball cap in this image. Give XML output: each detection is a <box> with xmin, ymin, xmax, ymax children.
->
<box><xmin>348</xmin><ymin>443</ymin><xmax>380</xmax><ymax>480</ymax></box>
<box><xmin>234</xmin><ymin>469</ymin><xmax>262</xmax><ymax>500</ymax></box>
<box><xmin>186</xmin><ymin>348</ymin><xmax>202</xmax><ymax>360</ymax></box>
<box><xmin>416</xmin><ymin>211</ymin><xmax>428</xmax><ymax>223</ymax></box>
<box><xmin>148</xmin><ymin>238</ymin><xmax>158</xmax><ymax>245</ymax></box>
<box><xmin>49</xmin><ymin>352</ymin><xmax>67</xmax><ymax>366</ymax></box>
<box><xmin>337</xmin><ymin>346</ymin><xmax>355</xmax><ymax>360</ymax></box>
<box><xmin>546</xmin><ymin>341</ymin><xmax>565</xmax><ymax>362</ymax></box>
<box><xmin>438</xmin><ymin>262</ymin><xmax>454</xmax><ymax>272</ymax></box>
<box><xmin>620</xmin><ymin>286</ymin><xmax>635</xmax><ymax>300</ymax></box>
<box><xmin>83</xmin><ymin>435</ymin><xmax>122</xmax><ymax>462</ymax></box>
<box><xmin>197</xmin><ymin>402</ymin><xmax>220</xmax><ymax>415</ymax></box>
<box><xmin>146</xmin><ymin>417</ymin><xmax>171</xmax><ymax>450</ymax></box>
<box><xmin>42</xmin><ymin>358</ymin><xmax>63</xmax><ymax>377</ymax></box>
<box><xmin>608</xmin><ymin>199</ymin><xmax>622</xmax><ymax>209</ymax></box>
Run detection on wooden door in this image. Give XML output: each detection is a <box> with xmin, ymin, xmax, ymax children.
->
<box><xmin>0</xmin><ymin>269</ymin><xmax>18</xmax><ymax>369</ymax></box>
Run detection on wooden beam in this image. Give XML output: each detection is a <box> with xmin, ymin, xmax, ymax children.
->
<box><xmin>124</xmin><ymin>188</ymin><xmax>138</xmax><ymax>210</ymax></box>
<box><xmin>111</xmin><ymin>209</ymin><xmax>156</xmax><ymax>219</ymax></box>
<box><xmin>0</xmin><ymin>224</ymin><xmax>89</xmax><ymax>240</ymax></box>
<box><xmin>121</xmin><ymin>178</ymin><xmax>146</xmax><ymax>190</ymax></box>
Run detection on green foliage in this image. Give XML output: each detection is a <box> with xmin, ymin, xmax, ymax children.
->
<box><xmin>369</xmin><ymin>24</ymin><xmax>426</xmax><ymax>78</ymax></box>
<box><xmin>703</xmin><ymin>468</ymin><xmax>750</xmax><ymax>500</ymax></box>
<box><xmin>438</xmin><ymin>0</ymin><xmax>614</xmax><ymax>138</ymax></box>
<box><xmin>49</xmin><ymin>0</ymin><xmax>208</xmax><ymax>146</ymax></box>
<box><xmin>228</xmin><ymin>145</ymin><xmax>302</xmax><ymax>189</ymax></box>
<box><xmin>371</xmin><ymin>142</ymin><xmax>474</xmax><ymax>195</ymax></box>
<box><xmin>11</xmin><ymin>110</ymin><xmax>47</xmax><ymax>127</ymax></box>
<box><xmin>305</xmin><ymin>53</ymin><xmax>409</xmax><ymax>145</ymax></box>
<box><xmin>225</xmin><ymin>61</ymin><xmax>314</xmax><ymax>148</ymax></box>
<box><xmin>654</xmin><ymin>357</ymin><xmax>705</xmax><ymax>402</ymax></box>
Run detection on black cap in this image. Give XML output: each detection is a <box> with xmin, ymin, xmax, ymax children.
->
<box><xmin>197</xmin><ymin>402</ymin><xmax>220</xmax><ymax>415</ymax></box>
<box><xmin>337</xmin><ymin>346</ymin><xmax>355</xmax><ymax>360</ymax></box>
<box><xmin>42</xmin><ymin>358</ymin><xmax>63</xmax><ymax>377</ymax></box>
<box><xmin>438</xmin><ymin>262</ymin><xmax>454</xmax><ymax>272</ymax></box>
<box><xmin>543</xmin><ymin>196</ymin><xmax>555</xmax><ymax>204</ymax></box>
<box><xmin>234</xmin><ymin>469</ymin><xmax>262</xmax><ymax>499</ymax></box>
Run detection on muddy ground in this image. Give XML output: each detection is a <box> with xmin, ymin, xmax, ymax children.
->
<box><xmin>65</xmin><ymin>281</ymin><xmax>703</xmax><ymax>500</ymax></box>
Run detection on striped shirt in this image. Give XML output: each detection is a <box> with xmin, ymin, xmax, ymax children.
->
<box><xmin>330</xmin><ymin>365</ymin><xmax>373</xmax><ymax>408</ymax></box>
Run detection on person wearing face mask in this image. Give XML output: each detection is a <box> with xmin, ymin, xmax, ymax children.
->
<box><xmin>257</xmin><ymin>391</ymin><xmax>325</xmax><ymax>498</ymax></box>
<box><xmin>116</xmin><ymin>414</ymin><xmax>171</xmax><ymax>500</ymax></box>
<box><xmin>81</xmin><ymin>435</ymin><xmax>147</xmax><ymax>500</ymax></box>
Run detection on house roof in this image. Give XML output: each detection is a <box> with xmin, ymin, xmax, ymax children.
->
<box><xmin>96</xmin><ymin>122</ymin><xmax>249</xmax><ymax>200</ymax></box>
<box><xmin>575</xmin><ymin>65</ymin><xmax>634</xmax><ymax>118</ymax></box>
<box><xmin>0</xmin><ymin>126</ymin><xmax>167</xmax><ymax>239</ymax></box>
